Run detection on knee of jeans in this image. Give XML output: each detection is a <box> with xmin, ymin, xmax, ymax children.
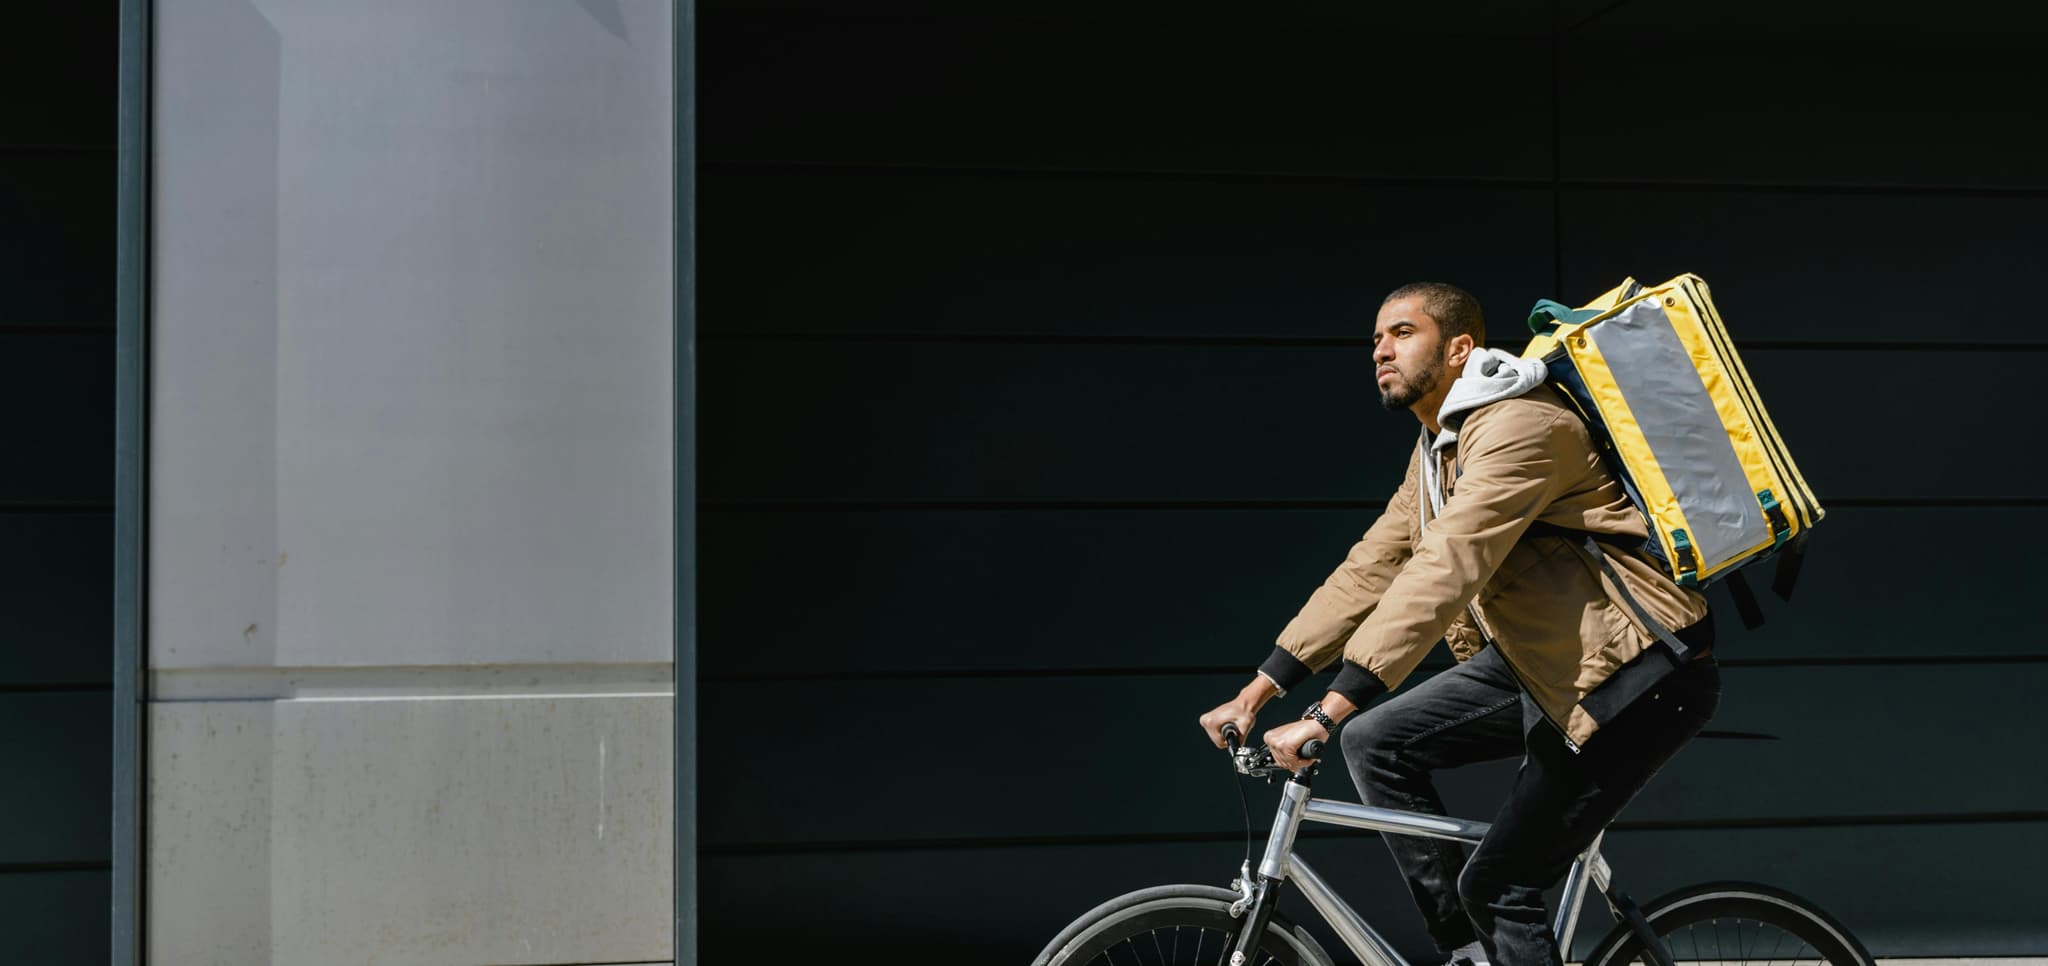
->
<box><xmin>1339</xmin><ymin>708</ymin><xmax>1400</xmax><ymax>763</ymax></box>
<box><xmin>1456</xmin><ymin>857</ymin><xmax>1500</xmax><ymax>912</ymax></box>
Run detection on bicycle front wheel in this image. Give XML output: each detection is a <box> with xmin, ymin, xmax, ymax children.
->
<box><xmin>1031</xmin><ymin>883</ymin><xmax>1333</xmax><ymax>966</ymax></box>
<box><xmin>1584</xmin><ymin>881</ymin><xmax>1873</xmax><ymax>966</ymax></box>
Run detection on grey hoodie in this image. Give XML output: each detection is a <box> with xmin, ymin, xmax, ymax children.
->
<box><xmin>1432</xmin><ymin>347</ymin><xmax>1550</xmax><ymax>453</ymax></box>
<box><xmin>1421</xmin><ymin>348</ymin><xmax>1550</xmax><ymax>517</ymax></box>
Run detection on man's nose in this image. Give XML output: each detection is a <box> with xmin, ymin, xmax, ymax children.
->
<box><xmin>1372</xmin><ymin>340</ymin><xmax>1392</xmax><ymax>364</ymax></box>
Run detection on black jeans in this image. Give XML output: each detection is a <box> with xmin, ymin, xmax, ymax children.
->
<box><xmin>1338</xmin><ymin>642</ymin><xmax>1721</xmax><ymax>966</ymax></box>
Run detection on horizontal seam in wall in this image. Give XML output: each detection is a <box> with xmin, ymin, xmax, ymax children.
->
<box><xmin>699</xmin><ymin>655</ymin><xmax>2048</xmax><ymax>684</ymax></box>
<box><xmin>703</xmin><ymin>331</ymin><xmax>1377</xmax><ymax>348</ymax></box>
<box><xmin>1561</xmin><ymin>179</ymin><xmax>2048</xmax><ymax>200</ymax></box>
<box><xmin>704</xmin><ymin>10</ymin><xmax>1542</xmax><ymax>30</ymax></box>
<box><xmin>698</xmin><ymin>498</ymin><xmax>2048</xmax><ymax>512</ymax></box>
<box><xmin>0</xmin><ymin>860</ymin><xmax>110</xmax><ymax>875</ymax></box>
<box><xmin>702</xmin><ymin>499</ymin><xmax>1387</xmax><ymax>512</ymax></box>
<box><xmin>701</xmin><ymin>159</ymin><xmax>2048</xmax><ymax>198</ymax></box>
<box><xmin>700</xmin><ymin>811</ymin><xmax>2048</xmax><ymax>857</ymax></box>
<box><xmin>0</xmin><ymin>144</ymin><xmax>116</xmax><ymax>159</ymax></box>
<box><xmin>701</xmin><ymin>159</ymin><xmax>1554</xmax><ymax>189</ymax></box>
<box><xmin>699</xmin><ymin>332</ymin><xmax>2048</xmax><ymax>353</ymax></box>
<box><xmin>150</xmin><ymin>663</ymin><xmax>676</xmax><ymax>703</ymax></box>
<box><xmin>0</xmin><ymin>503</ymin><xmax>116</xmax><ymax>514</ymax></box>
<box><xmin>0</xmin><ymin>325</ymin><xmax>117</xmax><ymax>335</ymax></box>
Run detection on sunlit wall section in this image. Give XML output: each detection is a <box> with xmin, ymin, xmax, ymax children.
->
<box><xmin>147</xmin><ymin>3</ymin><xmax>673</xmax><ymax>962</ymax></box>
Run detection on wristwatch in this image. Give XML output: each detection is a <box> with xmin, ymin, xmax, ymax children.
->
<box><xmin>1301</xmin><ymin>701</ymin><xmax>1336</xmax><ymax>733</ymax></box>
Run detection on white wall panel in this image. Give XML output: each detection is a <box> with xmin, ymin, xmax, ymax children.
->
<box><xmin>147</xmin><ymin>1</ymin><xmax>675</xmax><ymax>961</ymax></box>
<box><xmin>151</xmin><ymin>0</ymin><xmax>673</xmax><ymax>671</ymax></box>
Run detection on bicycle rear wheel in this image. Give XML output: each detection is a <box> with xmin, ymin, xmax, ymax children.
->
<box><xmin>1584</xmin><ymin>882</ymin><xmax>1873</xmax><ymax>966</ymax></box>
<box><xmin>1032</xmin><ymin>883</ymin><xmax>1333</xmax><ymax>966</ymax></box>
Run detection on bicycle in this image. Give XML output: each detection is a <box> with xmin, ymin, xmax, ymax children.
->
<box><xmin>1032</xmin><ymin>724</ymin><xmax>1872</xmax><ymax>966</ymax></box>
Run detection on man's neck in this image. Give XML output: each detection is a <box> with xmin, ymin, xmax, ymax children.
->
<box><xmin>1412</xmin><ymin>392</ymin><xmax>1448</xmax><ymax>436</ymax></box>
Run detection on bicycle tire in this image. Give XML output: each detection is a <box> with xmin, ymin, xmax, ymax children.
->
<box><xmin>1583</xmin><ymin>881</ymin><xmax>1874</xmax><ymax>966</ymax></box>
<box><xmin>1031</xmin><ymin>883</ymin><xmax>1334</xmax><ymax>966</ymax></box>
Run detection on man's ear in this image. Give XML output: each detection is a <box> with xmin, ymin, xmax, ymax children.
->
<box><xmin>1446</xmin><ymin>333</ymin><xmax>1477</xmax><ymax>368</ymax></box>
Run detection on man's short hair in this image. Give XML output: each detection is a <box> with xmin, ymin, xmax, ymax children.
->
<box><xmin>1383</xmin><ymin>282</ymin><xmax>1485</xmax><ymax>348</ymax></box>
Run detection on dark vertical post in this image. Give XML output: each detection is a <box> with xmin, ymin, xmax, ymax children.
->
<box><xmin>675</xmin><ymin>0</ymin><xmax>697</xmax><ymax>963</ymax></box>
<box><xmin>113</xmin><ymin>0</ymin><xmax>153</xmax><ymax>962</ymax></box>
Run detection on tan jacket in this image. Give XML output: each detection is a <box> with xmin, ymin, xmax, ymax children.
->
<box><xmin>1275</xmin><ymin>389</ymin><xmax>1708</xmax><ymax>747</ymax></box>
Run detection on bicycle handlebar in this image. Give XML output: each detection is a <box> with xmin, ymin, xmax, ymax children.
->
<box><xmin>1221</xmin><ymin>724</ymin><xmax>1323</xmax><ymax>777</ymax></box>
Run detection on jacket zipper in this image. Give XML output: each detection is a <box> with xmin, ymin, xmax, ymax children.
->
<box><xmin>1462</xmin><ymin>596</ymin><xmax>1581</xmax><ymax>754</ymax></box>
<box><xmin>1420</xmin><ymin>438</ymin><xmax>1582</xmax><ymax>754</ymax></box>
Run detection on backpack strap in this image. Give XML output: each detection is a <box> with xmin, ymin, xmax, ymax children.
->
<box><xmin>1771</xmin><ymin>531</ymin><xmax>1811</xmax><ymax>602</ymax></box>
<box><xmin>1527</xmin><ymin>299</ymin><xmax>1605</xmax><ymax>335</ymax></box>
<box><xmin>1721</xmin><ymin>571</ymin><xmax>1768</xmax><ymax>630</ymax></box>
<box><xmin>1580</xmin><ymin>536</ymin><xmax>1693</xmax><ymax>662</ymax></box>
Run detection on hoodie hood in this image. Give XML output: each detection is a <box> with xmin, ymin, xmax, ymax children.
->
<box><xmin>1431</xmin><ymin>348</ymin><xmax>1549</xmax><ymax>452</ymax></box>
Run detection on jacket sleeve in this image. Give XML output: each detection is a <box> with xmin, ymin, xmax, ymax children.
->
<box><xmin>1260</xmin><ymin>447</ymin><xmax>1421</xmax><ymax>702</ymax></box>
<box><xmin>1339</xmin><ymin>404</ymin><xmax>1575</xmax><ymax>691</ymax></box>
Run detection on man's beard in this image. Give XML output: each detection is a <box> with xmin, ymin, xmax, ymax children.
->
<box><xmin>1378</xmin><ymin>351</ymin><xmax>1446</xmax><ymax>412</ymax></box>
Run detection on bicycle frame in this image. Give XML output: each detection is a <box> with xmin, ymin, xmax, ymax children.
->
<box><xmin>1250</xmin><ymin>776</ymin><xmax>1614</xmax><ymax>966</ymax></box>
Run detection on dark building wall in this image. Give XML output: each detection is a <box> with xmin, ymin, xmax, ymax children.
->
<box><xmin>0</xmin><ymin>4</ymin><xmax>118</xmax><ymax>961</ymax></box>
<box><xmin>699</xmin><ymin>2</ymin><xmax>2048</xmax><ymax>962</ymax></box>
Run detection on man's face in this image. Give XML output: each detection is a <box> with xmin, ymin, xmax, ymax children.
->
<box><xmin>1372</xmin><ymin>295</ymin><xmax>1447</xmax><ymax>412</ymax></box>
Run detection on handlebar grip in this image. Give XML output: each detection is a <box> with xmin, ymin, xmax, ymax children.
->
<box><xmin>1300</xmin><ymin>738</ymin><xmax>1325</xmax><ymax>760</ymax></box>
<box><xmin>1220</xmin><ymin>722</ymin><xmax>1243</xmax><ymax>751</ymax></box>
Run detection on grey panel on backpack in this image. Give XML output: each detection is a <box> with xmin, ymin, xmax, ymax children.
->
<box><xmin>1585</xmin><ymin>299</ymin><xmax>1766</xmax><ymax>572</ymax></box>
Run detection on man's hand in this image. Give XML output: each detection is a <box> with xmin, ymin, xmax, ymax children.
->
<box><xmin>1265</xmin><ymin>718</ymin><xmax>1330</xmax><ymax>770</ymax></box>
<box><xmin>1198</xmin><ymin>699</ymin><xmax>1257</xmax><ymax>749</ymax></box>
<box><xmin>1200</xmin><ymin>673</ymin><xmax>1289</xmax><ymax>747</ymax></box>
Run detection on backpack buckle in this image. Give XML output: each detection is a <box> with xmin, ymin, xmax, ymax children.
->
<box><xmin>1758</xmin><ymin>490</ymin><xmax>1793</xmax><ymax>549</ymax></box>
<box><xmin>1670</xmin><ymin>529</ymin><xmax>1699</xmax><ymax>586</ymax></box>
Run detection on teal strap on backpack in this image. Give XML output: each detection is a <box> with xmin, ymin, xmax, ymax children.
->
<box><xmin>1527</xmin><ymin>299</ymin><xmax>1604</xmax><ymax>335</ymax></box>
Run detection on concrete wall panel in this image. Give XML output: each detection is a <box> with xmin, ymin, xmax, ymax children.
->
<box><xmin>145</xmin><ymin>1</ymin><xmax>677</xmax><ymax>961</ymax></box>
<box><xmin>149</xmin><ymin>692</ymin><xmax>673</xmax><ymax>965</ymax></box>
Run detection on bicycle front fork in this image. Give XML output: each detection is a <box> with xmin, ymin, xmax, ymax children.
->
<box><xmin>1223</xmin><ymin>766</ymin><xmax>1315</xmax><ymax>965</ymax></box>
<box><xmin>1224</xmin><ymin>871</ymin><xmax>1288</xmax><ymax>966</ymax></box>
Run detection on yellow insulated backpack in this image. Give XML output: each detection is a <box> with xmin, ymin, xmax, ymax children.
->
<box><xmin>1521</xmin><ymin>273</ymin><xmax>1822</xmax><ymax>626</ymax></box>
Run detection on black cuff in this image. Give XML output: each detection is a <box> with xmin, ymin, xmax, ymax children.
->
<box><xmin>1328</xmin><ymin>661</ymin><xmax>1390</xmax><ymax>710</ymax></box>
<box><xmin>1257</xmin><ymin>648</ymin><xmax>1314</xmax><ymax>693</ymax></box>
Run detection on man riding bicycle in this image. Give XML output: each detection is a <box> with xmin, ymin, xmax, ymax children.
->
<box><xmin>1198</xmin><ymin>282</ymin><xmax>1722</xmax><ymax>966</ymax></box>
